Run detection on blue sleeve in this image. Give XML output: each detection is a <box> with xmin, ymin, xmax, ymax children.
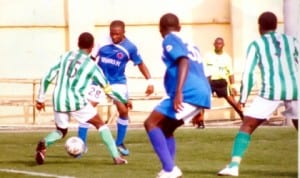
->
<box><xmin>163</xmin><ymin>34</ymin><xmax>188</xmax><ymax>61</ymax></box>
<box><xmin>128</xmin><ymin>43</ymin><xmax>143</xmax><ymax>65</ymax></box>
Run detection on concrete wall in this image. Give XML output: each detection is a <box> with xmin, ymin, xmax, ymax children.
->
<box><xmin>1</xmin><ymin>0</ymin><xmax>294</xmax><ymax>123</ymax></box>
<box><xmin>0</xmin><ymin>0</ymin><xmax>285</xmax><ymax>94</ymax></box>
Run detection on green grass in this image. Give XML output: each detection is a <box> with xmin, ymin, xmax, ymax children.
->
<box><xmin>0</xmin><ymin>127</ymin><xmax>297</xmax><ymax>178</ymax></box>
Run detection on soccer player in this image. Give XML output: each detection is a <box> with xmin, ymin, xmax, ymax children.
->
<box><xmin>218</xmin><ymin>11</ymin><xmax>299</xmax><ymax>176</ymax></box>
<box><xmin>34</xmin><ymin>32</ymin><xmax>128</xmax><ymax>165</ymax></box>
<box><xmin>144</xmin><ymin>13</ymin><xmax>211</xmax><ymax>178</ymax></box>
<box><xmin>77</xmin><ymin>20</ymin><xmax>154</xmax><ymax>156</ymax></box>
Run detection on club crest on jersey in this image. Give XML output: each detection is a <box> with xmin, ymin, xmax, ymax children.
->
<box><xmin>166</xmin><ymin>45</ymin><xmax>173</xmax><ymax>52</ymax></box>
<box><xmin>116</xmin><ymin>52</ymin><xmax>124</xmax><ymax>59</ymax></box>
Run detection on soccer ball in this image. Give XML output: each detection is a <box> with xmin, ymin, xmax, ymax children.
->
<box><xmin>64</xmin><ymin>136</ymin><xmax>85</xmax><ymax>158</ymax></box>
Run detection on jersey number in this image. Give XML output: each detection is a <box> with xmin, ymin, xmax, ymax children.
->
<box><xmin>67</xmin><ymin>59</ymin><xmax>82</xmax><ymax>78</ymax></box>
<box><xmin>187</xmin><ymin>44</ymin><xmax>202</xmax><ymax>63</ymax></box>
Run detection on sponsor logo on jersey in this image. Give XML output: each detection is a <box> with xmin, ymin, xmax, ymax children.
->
<box><xmin>116</xmin><ymin>52</ymin><xmax>124</xmax><ymax>59</ymax></box>
<box><xmin>101</xmin><ymin>57</ymin><xmax>121</xmax><ymax>66</ymax></box>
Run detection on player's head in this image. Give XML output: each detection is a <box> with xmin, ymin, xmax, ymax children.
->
<box><xmin>258</xmin><ymin>11</ymin><xmax>277</xmax><ymax>35</ymax></box>
<box><xmin>214</xmin><ymin>37</ymin><xmax>224</xmax><ymax>54</ymax></box>
<box><xmin>159</xmin><ymin>13</ymin><xmax>181</xmax><ymax>38</ymax></box>
<box><xmin>78</xmin><ymin>32</ymin><xmax>94</xmax><ymax>52</ymax></box>
<box><xmin>110</xmin><ymin>20</ymin><xmax>125</xmax><ymax>44</ymax></box>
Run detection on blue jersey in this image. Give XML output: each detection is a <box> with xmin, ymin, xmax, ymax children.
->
<box><xmin>161</xmin><ymin>32</ymin><xmax>211</xmax><ymax>108</ymax></box>
<box><xmin>94</xmin><ymin>36</ymin><xmax>143</xmax><ymax>84</ymax></box>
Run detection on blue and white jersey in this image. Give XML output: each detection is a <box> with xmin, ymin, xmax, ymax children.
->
<box><xmin>93</xmin><ymin>36</ymin><xmax>143</xmax><ymax>84</ymax></box>
<box><xmin>161</xmin><ymin>32</ymin><xmax>211</xmax><ymax>108</ymax></box>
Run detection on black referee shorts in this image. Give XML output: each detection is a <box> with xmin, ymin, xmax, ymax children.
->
<box><xmin>209</xmin><ymin>79</ymin><xmax>228</xmax><ymax>97</ymax></box>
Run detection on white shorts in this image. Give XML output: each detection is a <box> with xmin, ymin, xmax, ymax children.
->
<box><xmin>175</xmin><ymin>102</ymin><xmax>203</xmax><ymax>124</ymax></box>
<box><xmin>86</xmin><ymin>84</ymin><xmax>128</xmax><ymax>103</ymax></box>
<box><xmin>86</xmin><ymin>85</ymin><xmax>107</xmax><ymax>103</ymax></box>
<box><xmin>54</xmin><ymin>103</ymin><xmax>97</xmax><ymax>129</ymax></box>
<box><xmin>244</xmin><ymin>96</ymin><xmax>299</xmax><ymax>120</ymax></box>
<box><xmin>155</xmin><ymin>97</ymin><xmax>202</xmax><ymax>124</ymax></box>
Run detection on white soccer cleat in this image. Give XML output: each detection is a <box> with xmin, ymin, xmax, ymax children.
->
<box><xmin>217</xmin><ymin>165</ymin><xmax>239</xmax><ymax>176</ymax></box>
<box><xmin>156</xmin><ymin>166</ymin><xmax>182</xmax><ymax>178</ymax></box>
<box><xmin>113</xmin><ymin>157</ymin><xmax>128</xmax><ymax>165</ymax></box>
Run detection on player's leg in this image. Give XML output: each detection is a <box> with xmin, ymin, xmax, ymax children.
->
<box><xmin>35</xmin><ymin>112</ymin><xmax>69</xmax><ymax>165</ymax></box>
<box><xmin>77</xmin><ymin>85</ymin><xmax>102</xmax><ymax>146</ymax></box>
<box><xmin>112</xmin><ymin>84</ymin><xmax>130</xmax><ymax>156</ymax></box>
<box><xmin>77</xmin><ymin>122</ymin><xmax>90</xmax><ymax>146</ymax></box>
<box><xmin>214</xmin><ymin>79</ymin><xmax>243</xmax><ymax>120</ymax></box>
<box><xmin>114</xmin><ymin>100</ymin><xmax>130</xmax><ymax>155</ymax></box>
<box><xmin>225</xmin><ymin>95</ymin><xmax>243</xmax><ymax>120</ymax></box>
<box><xmin>73</xmin><ymin>103</ymin><xmax>127</xmax><ymax>164</ymax></box>
<box><xmin>144</xmin><ymin>99</ymin><xmax>200</xmax><ymax>177</ymax></box>
<box><xmin>218</xmin><ymin>97</ymin><xmax>281</xmax><ymax>176</ymax></box>
<box><xmin>87</xmin><ymin>115</ymin><xmax>127</xmax><ymax>164</ymax></box>
<box><xmin>161</xmin><ymin>118</ymin><xmax>184</xmax><ymax>160</ymax></box>
<box><xmin>282</xmin><ymin>100</ymin><xmax>298</xmax><ymax>130</ymax></box>
<box><xmin>191</xmin><ymin>108</ymin><xmax>205</xmax><ymax>129</ymax></box>
<box><xmin>144</xmin><ymin>110</ymin><xmax>177</xmax><ymax>174</ymax></box>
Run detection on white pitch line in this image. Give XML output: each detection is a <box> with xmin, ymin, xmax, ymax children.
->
<box><xmin>0</xmin><ymin>168</ymin><xmax>75</xmax><ymax>178</ymax></box>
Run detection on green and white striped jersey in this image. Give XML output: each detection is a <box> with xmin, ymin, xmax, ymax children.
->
<box><xmin>240</xmin><ymin>32</ymin><xmax>299</xmax><ymax>103</ymax></box>
<box><xmin>37</xmin><ymin>50</ymin><xmax>126</xmax><ymax>112</ymax></box>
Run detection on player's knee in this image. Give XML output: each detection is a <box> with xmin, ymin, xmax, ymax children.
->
<box><xmin>57</xmin><ymin>127</ymin><xmax>68</xmax><ymax>138</ymax></box>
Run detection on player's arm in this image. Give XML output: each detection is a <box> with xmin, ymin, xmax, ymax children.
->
<box><xmin>36</xmin><ymin>61</ymin><xmax>60</xmax><ymax>111</ymax></box>
<box><xmin>174</xmin><ymin>57</ymin><xmax>189</xmax><ymax>112</ymax></box>
<box><xmin>228</xmin><ymin>74</ymin><xmax>238</xmax><ymax>96</ymax></box>
<box><xmin>93</xmin><ymin>67</ymin><xmax>127</xmax><ymax>104</ymax></box>
<box><xmin>90</xmin><ymin>43</ymin><xmax>101</xmax><ymax>62</ymax></box>
<box><xmin>239</xmin><ymin>43</ymin><xmax>259</xmax><ymax>104</ymax></box>
<box><xmin>137</xmin><ymin>62</ymin><xmax>154</xmax><ymax>96</ymax></box>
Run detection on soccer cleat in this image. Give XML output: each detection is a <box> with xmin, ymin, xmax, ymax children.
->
<box><xmin>196</xmin><ymin>120</ymin><xmax>205</xmax><ymax>129</ymax></box>
<box><xmin>157</xmin><ymin>166</ymin><xmax>182</xmax><ymax>178</ymax></box>
<box><xmin>117</xmin><ymin>143</ymin><xmax>130</xmax><ymax>156</ymax></box>
<box><xmin>113</xmin><ymin>157</ymin><xmax>128</xmax><ymax>165</ymax></box>
<box><xmin>35</xmin><ymin>140</ymin><xmax>46</xmax><ymax>165</ymax></box>
<box><xmin>217</xmin><ymin>165</ymin><xmax>239</xmax><ymax>176</ymax></box>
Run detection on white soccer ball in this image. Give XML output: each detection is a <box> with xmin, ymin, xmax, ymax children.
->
<box><xmin>64</xmin><ymin>136</ymin><xmax>85</xmax><ymax>158</ymax></box>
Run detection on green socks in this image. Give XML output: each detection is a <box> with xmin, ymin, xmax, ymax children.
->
<box><xmin>44</xmin><ymin>130</ymin><xmax>63</xmax><ymax>147</ymax></box>
<box><xmin>99</xmin><ymin>125</ymin><xmax>119</xmax><ymax>158</ymax></box>
<box><xmin>229</xmin><ymin>131</ymin><xmax>251</xmax><ymax>167</ymax></box>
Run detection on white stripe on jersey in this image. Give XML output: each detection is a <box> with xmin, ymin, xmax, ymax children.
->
<box><xmin>240</xmin><ymin>32</ymin><xmax>299</xmax><ymax>102</ymax></box>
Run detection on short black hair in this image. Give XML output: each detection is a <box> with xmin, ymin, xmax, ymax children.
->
<box><xmin>159</xmin><ymin>13</ymin><xmax>180</xmax><ymax>31</ymax></box>
<box><xmin>258</xmin><ymin>11</ymin><xmax>277</xmax><ymax>31</ymax></box>
<box><xmin>110</xmin><ymin>20</ymin><xmax>125</xmax><ymax>29</ymax></box>
<box><xmin>78</xmin><ymin>32</ymin><xmax>94</xmax><ymax>49</ymax></box>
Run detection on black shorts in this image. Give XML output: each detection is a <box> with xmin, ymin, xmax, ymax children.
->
<box><xmin>209</xmin><ymin>79</ymin><xmax>228</xmax><ymax>97</ymax></box>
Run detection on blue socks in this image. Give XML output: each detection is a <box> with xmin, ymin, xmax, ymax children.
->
<box><xmin>115</xmin><ymin>118</ymin><xmax>128</xmax><ymax>146</ymax></box>
<box><xmin>166</xmin><ymin>137</ymin><xmax>176</xmax><ymax>161</ymax></box>
<box><xmin>147</xmin><ymin>128</ymin><xmax>174</xmax><ymax>172</ymax></box>
<box><xmin>78</xmin><ymin>123</ymin><xmax>90</xmax><ymax>144</ymax></box>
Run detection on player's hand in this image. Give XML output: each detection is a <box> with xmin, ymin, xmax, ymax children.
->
<box><xmin>145</xmin><ymin>84</ymin><xmax>154</xmax><ymax>96</ymax></box>
<box><xmin>36</xmin><ymin>101</ymin><xmax>45</xmax><ymax>112</ymax></box>
<box><xmin>238</xmin><ymin>102</ymin><xmax>245</xmax><ymax>110</ymax></box>
<box><xmin>173</xmin><ymin>92</ymin><xmax>184</xmax><ymax>112</ymax></box>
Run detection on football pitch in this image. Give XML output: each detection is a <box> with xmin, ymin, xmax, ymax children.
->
<box><xmin>0</xmin><ymin>127</ymin><xmax>297</xmax><ymax>178</ymax></box>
